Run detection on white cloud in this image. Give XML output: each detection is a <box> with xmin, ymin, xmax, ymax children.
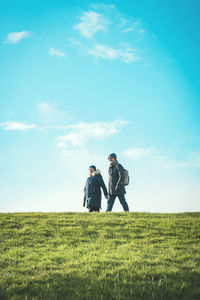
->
<box><xmin>68</xmin><ymin>38</ymin><xmax>89</xmax><ymax>56</ymax></box>
<box><xmin>48</xmin><ymin>47</ymin><xmax>66</xmax><ymax>57</ymax></box>
<box><xmin>123</xmin><ymin>147</ymin><xmax>200</xmax><ymax>169</ymax></box>
<box><xmin>0</xmin><ymin>121</ymin><xmax>36</xmax><ymax>131</ymax></box>
<box><xmin>74</xmin><ymin>11</ymin><xmax>108</xmax><ymax>39</ymax></box>
<box><xmin>69</xmin><ymin>39</ymin><xmax>141</xmax><ymax>63</ymax></box>
<box><xmin>161</xmin><ymin>151</ymin><xmax>200</xmax><ymax>168</ymax></box>
<box><xmin>37</xmin><ymin>102</ymin><xmax>52</xmax><ymax>113</ymax></box>
<box><xmin>70</xmin><ymin>5</ymin><xmax>148</xmax><ymax>64</ymax></box>
<box><xmin>56</xmin><ymin>120</ymin><xmax>128</xmax><ymax>148</ymax></box>
<box><xmin>90</xmin><ymin>3</ymin><xmax>116</xmax><ymax>12</ymax></box>
<box><xmin>121</xmin><ymin>19</ymin><xmax>146</xmax><ymax>37</ymax></box>
<box><xmin>120</xmin><ymin>47</ymin><xmax>140</xmax><ymax>63</ymax></box>
<box><xmin>123</xmin><ymin>147</ymin><xmax>155</xmax><ymax>161</ymax></box>
<box><xmin>88</xmin><ymin>44</ymin><xmax>118</xmax><ymax>60</ymax></box>
<box><xmin>37</xmin><ymin>102</ymin><xmax>67</xmax><ymax>124</ymax></box>
<box><xmin>121</xmin><ymin>21</ymin><xmax>140</xmax><ymax>33</ymax></box>
<box><xmin>88</xmin><ymin>43</ymin><xmax>140</xmax><ymax>63</ymax></box>
<box><xmin>4</xmin><ymin>31</ymin><xmax>32</xmax><ymax>44</ymax></box>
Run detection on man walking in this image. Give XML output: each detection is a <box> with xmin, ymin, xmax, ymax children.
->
<box><xmin>106</xmin><ymin>153</ymin><xmax>129</xmax><ymax>212</ymax></box>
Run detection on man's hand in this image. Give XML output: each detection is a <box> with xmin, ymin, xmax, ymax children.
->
<box><xmin>105</xmin><ymin>195</ymin><xmax>109</xmax><ymax>199</ymax></box>
<box><xmin>114</xmin><ymin>185</ymin><xmax>119</xmax><ymax>192</ymax></box>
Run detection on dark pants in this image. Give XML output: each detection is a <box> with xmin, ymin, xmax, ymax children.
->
<box><xmin>106</xmin><ymin>194</ymin><xmax>129</xmax><ymax>212</ymax></box>
<box><xmin>89</xmin><ymin>207</ymin><xmax>100</xmax><ymax>212</ymax></box>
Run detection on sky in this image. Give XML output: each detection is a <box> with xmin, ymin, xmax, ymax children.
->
<box><xmin>0</xmin><ymin>0</ymin><xmax>200</xmax><ymax>213</ymax></box>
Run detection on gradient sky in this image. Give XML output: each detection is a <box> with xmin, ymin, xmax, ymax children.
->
<box><xmin>0</xmin><ymin>0</ymin><xmax>200</xmax><ymax>212</ymax></box>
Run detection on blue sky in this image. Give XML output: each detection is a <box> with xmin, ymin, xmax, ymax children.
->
<box><xmin>0</xmin><ymin>0</ymin><xmax>200</xmax><ymax>212</ymax></box>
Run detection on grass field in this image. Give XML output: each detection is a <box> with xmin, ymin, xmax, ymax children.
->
<box><xmin>0</xmin><ymin>212</ymin><xmax>199</xmax><ymax>300</ymax></box>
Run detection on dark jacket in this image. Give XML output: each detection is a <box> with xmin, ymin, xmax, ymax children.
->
<box><xmin>108</xmin><ymin>160</ymin><xmax>126</xmax><ymax>196</ymax></box>
<box><xmin>84</xmin><ymin>170</ymin><xmax>108</xmax><ymax>209</ymax></box>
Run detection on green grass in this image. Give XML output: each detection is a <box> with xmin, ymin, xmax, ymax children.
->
<box><xmin>0</xmin><ymin>212</ymin><xmax>199</xmax><ymax>300</ymax></box>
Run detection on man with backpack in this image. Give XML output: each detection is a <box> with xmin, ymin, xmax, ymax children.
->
<box><xmin>106</xmin><ymin>153</ymin><xmax>129</xmax><ymax>212</ymax></box>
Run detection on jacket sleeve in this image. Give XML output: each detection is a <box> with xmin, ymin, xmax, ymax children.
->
<box><xmin>98</xmin><ymin>174</ymin><xmax>108</xmax><ymax>196</ymax></box>
<box><xmin>116</xmin><ymin>164</ymin><xmax>125</xmax><ymax>189</ymax></box>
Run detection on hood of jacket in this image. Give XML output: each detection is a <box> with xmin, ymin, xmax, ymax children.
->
<box><xmin>88</xmin><ymin>169</ymin><xmax>101</xmax><ymax>177</ymax></box>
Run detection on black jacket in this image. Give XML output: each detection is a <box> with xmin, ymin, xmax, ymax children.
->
<box><xmin>108</xmin><ymin>161</ymin><xmax>126</xmax><ymax>196</ymax></box>
<box><xmin>84</xmin><ymin>170</ymin><xmax>108</xmax><ymax>209</ymax></box>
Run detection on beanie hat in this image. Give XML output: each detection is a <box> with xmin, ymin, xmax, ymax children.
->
<box><xmin>89</xmin><ymin>165</ymin><xmax>96</xmax><ymax>171</ymax></box>
<box><xmin>108</xmin><ymin>153</ymin><xmax>117</xmax><ymax>160</ymax></box>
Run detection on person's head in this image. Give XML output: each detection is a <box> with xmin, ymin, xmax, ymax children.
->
<box><xmin>89</xmin><ymin>165</ymin><xmax>96</xmax><ymax>174</ymax></box>
<box><xmin>108</xmin><ymin>153</ymin><xmax>117</xmax><ymax>163</ymax></box>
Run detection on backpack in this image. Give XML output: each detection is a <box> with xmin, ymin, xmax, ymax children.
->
<box><xmin>124</xmin><ymin>169</ymin><xmax>130</xmax><ymax>186</ymax></box>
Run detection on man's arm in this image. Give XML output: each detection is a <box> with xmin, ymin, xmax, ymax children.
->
<box><xmin>115</xmin><ymin>164</ymin><xmax>125</xmax><ymax>190</ymax></box>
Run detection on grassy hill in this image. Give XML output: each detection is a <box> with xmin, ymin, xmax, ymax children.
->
<box><xmin>0</xmin><ymin>212</ymin><xmax>199</xmax><ymax>300</ymax></box>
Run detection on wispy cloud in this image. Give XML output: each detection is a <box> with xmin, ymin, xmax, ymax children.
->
<box><xmin>74</xmin><ymin>11</ymin><xmax>108</xmax><ymax>39</ymax></box>
<box><xmin>123</xmin><ymin>147</ymin><xmax>155</xmax><ymax>161</ymax></box>
<box><xmin>160</xmin><ymin>150</ymin><xmax>200</xmax><ymax>168</ymax></box>
<box><xmin>4</xmin><ymin>31</ymin><xmax>32</xmax><ymax>44</ymax></box>
<box><xmin>48</xmin><ymin>47</ymin><xmax>66</xmax><ymax>58</ymax></box>
<box><xmin>37</xmin><ymin>102</ymin><xmax>67</xmax><ymax>124</ymax></box>
<box><xmin>0</xmin><ymin>121</ymin><xmax>36</xmax><ymax>131</ymax></box>
<box><xmin>70</xmin><ymin>5</ymin><xmax>148</xmax><ymax>64</ymax></box>
<box><xmin>37</xmin><ymin>102</ymin><xmax>52</xmax><ymax>113</ymax></box>
<box><xmin>69</xmin><ymin>39</ymin><xmax>140</xmax><ymax>63</ymax></box>
<box><xmin>88</xmin><ymin>43</ymin><xmax>140</xmax><ymax>63</ymax></box>
<box><xmin>121</xmin><ymin>21</ymin><xmax>140</xmax><ymax>33</ymax></box>
<box><xmin>123</xmin><ymin>147</ymin><xmax>200</xmax><ymax>168</ymax></box>
<box><xmin>90</xmin><ymin>3</ymin><xmax>116</xmax><ymax>12</ymax></box>
<box><xmin>121</xmin><ymin>19</ymin><xmax>146</xmax><ymax>36</ymax></box>
<box><xmin>56</xmin><ymin>120</ymin><xmax>128</xmax><ymax>148</ymax></box>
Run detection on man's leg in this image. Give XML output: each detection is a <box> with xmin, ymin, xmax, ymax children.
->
<box><xmin>106</xmin><ymin>195</ymin><xmax>116</xmax><ymax>212</ymax></box>
<box><xmin>118</xmin><ymin>194</ymin><xmax>129</xmax><ymax>211</ymax></box>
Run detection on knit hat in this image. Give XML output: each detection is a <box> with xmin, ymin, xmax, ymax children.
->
<box><xmin>89</xmin><ymin>165</ymin><xmax>96</xmax><ymax>171</ymax></box>
<box><xmin>108</xmin><ymin>153</ymin><xmax>117</xmax><ymax>160</ymax></box>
